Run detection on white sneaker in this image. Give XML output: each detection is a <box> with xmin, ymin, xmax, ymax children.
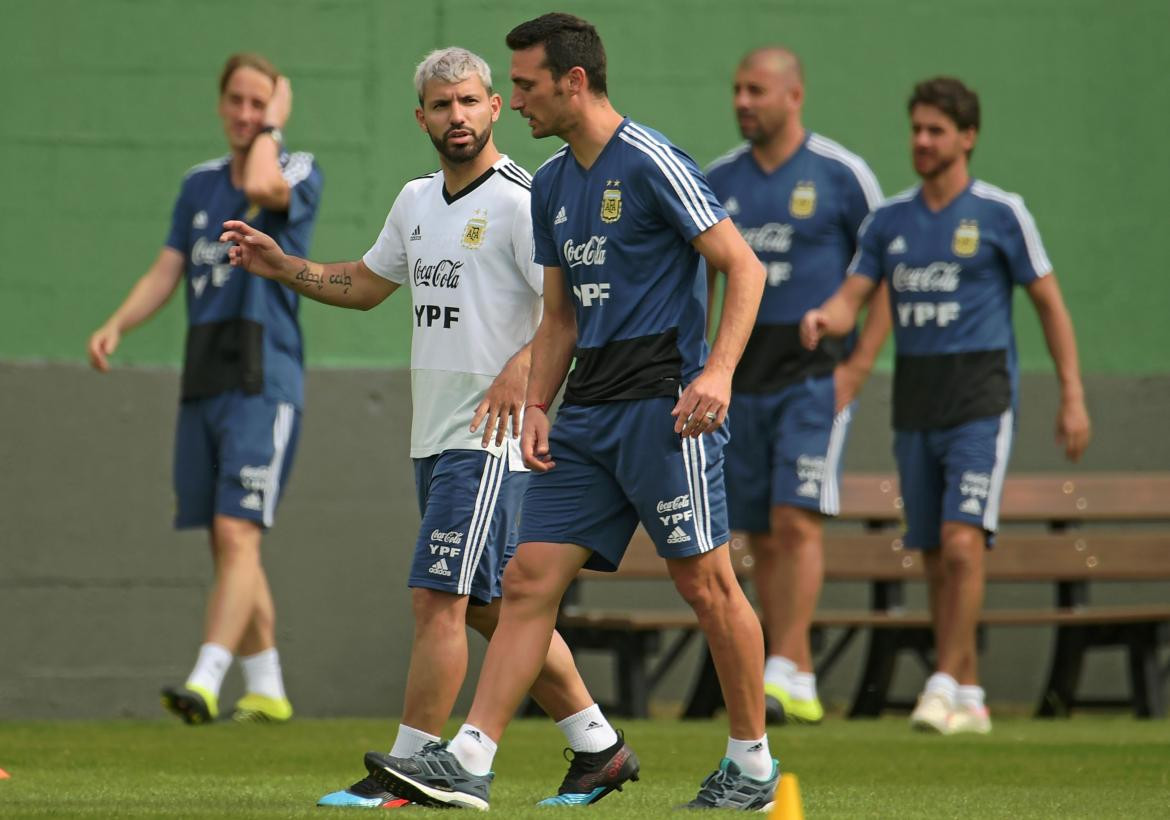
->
<box><xmin>949</xmin><ymin>703</ymin><xmax>992</xmax><ymax>734</ymax></box>
<box><xmin>910</xmin><ymin>691</ymin><xmax>954</xmax><ymax>734</ymax></box>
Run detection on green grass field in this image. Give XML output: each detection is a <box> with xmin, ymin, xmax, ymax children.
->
<box><xmin>1</xmin><ymin>716</ymin><xmax>1167</xmax><ymax>817</ymax></box>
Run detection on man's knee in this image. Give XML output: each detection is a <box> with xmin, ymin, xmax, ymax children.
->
<box><xmin>211</xmin><ymin>516</ymin><xmax>262</xmax><ymax>566</ymax></box>
<box><xmin>411</xmin><ymin>587</ymin><xmax>467</xmax><ymax>634</ymax></box>
<box><xmin>500</xmin><ymin>555</ymin><xmax>554</xmax><ymax>606</ymax></box>
<box><xmin>940</xmin><ymin>523</ymin><xmax>985</xmax><ymax>575</ymax></box>
<box><xmin>669</xmin><ymin>550</ymin><xmax>739</xmax><ymax>615</ymax></box>
<box><xmin>771</xmin><ymin>505</ymin><xmax>822</xmax><ymax>545</ymax></box>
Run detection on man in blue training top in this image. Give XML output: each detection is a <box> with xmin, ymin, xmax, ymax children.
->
<box><xmin>802</xmin><ymin>76</ymin><xmax>1090</xmax><ymax>735</ymax></box>
<box><xmin>371</xmin><ymin>12</ymin><xmax>779</xmax><ymax>812</ymax></box>
<box><xmin>87</xmin><ymin>52</ymin><xmax>322</xmax><ymax>725</ymax></box>
<box><xmin>706</xmin><ymin>46</ymin><xmax>889</xmax><ymax>726</ymax></box>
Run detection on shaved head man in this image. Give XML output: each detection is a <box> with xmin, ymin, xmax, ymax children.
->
<box><xmin>706</xmin><ymin>46</ymin><xmax>889</xmax><ymax>725</ymax></box>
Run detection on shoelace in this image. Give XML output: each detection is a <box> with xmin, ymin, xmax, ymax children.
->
<box><xmin>693</xmin><ymin>768</ymin><xmax>734</xmax><ymax>805</ymax></box>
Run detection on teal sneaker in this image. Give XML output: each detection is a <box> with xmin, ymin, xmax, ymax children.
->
<box><xmin>317</xmin><ymin>767</ymin><xmax>411</xmax><ymax>808</ymax></box>
<box><xmin>681</xmin><ymin>758</ymin><xmax>779</xmax><ymax>811</ymax></box>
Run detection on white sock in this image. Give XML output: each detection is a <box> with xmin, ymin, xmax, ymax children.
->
<box><xmin>957</xmin><ymin>685</ymin><xmax>986</xmax><ymax>711</ymax></box>
<box><xmin>186</xmin><ymin>642</ymin><xmax>232</xmax><ymax>698</ymax></box>
<box><xmin>556</xmin><ymin>703</ymin><xmax>619</xmax><ymax>753</ymax></box>
<box><xmin>726</xmin><ymin>736</ymin><xmax>774</xmax><ymax>781</ymax></box>
<box><xmin>390</xmin><ymin>724</ymin><xmax>440</xmax><ymax>758</ymax></box>
<box><xmin>788</xmin><ymin>671</ymin><xmax>817</xmax><ymax>702</ymax></box>
<box><xmin>239</xmin><ymin>648</ymin><xmax>286</xmax><ymax>700</ymax></box>
<box><xmin>924</xmin><ymin>672</ymin><xmax>959</xmax><ymax>705</ymax></box>
<box><xmin>764</xmin><ymin>656</ymin><xmax>797</xmax><ymax>689</ymax></box>
<box><xmin>447</xmin><ymin>723</ymin><xmax>497</xmax><ymax>776</ymax></box>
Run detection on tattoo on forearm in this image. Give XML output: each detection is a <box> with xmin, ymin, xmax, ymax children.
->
<box><xmin>293</xmin><ymin>262</ymin><xmax>352</xmax><ymax>295</ymax></box>
<box><xmin>294</xmin><ymin>264</ymin><xmax>324</xmax><ymax>290</ymax></box>
<box><xmin>328</xmin><ymin>265</ymin><xmax>352</xmax><ymax>294</ymax></box>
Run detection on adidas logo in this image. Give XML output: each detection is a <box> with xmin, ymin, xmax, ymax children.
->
<box><xmin>796</xmin><ymin>480</ymin><xmax>820</xmax><ymax>499</ymax></box>
<box><xmin>554</xmin><ymin>206</ymin><xmax>567</xmax><ymax>225</ymax></box>
<box><xmin>959</xmin><ymin>497</ymin><xmax>983</xmax><ymax>516</ymax></box>
<box><xmin>724</xmin><ymin>196</ymin><xmax>740</xmax><ymax>216</ymax></box>
<box><xmin>666</xmin><ymin>526</ymin><xmax>691</xmax><ymax>544</ymax></box>
<box><xmin>888</xmin><ymin>235</ymin><xmax>907</xmax><ymax>254</ymax></box>
<box><xmin>410</xmin><ymin>225</ymin><xmax>422</xmax><ymax>241</ymax></box>
<box><xmin>239</xmin><ymin>492</ymin><xmax>262</xmax><ymax>511</ymax></box>
<box><xmin>747</xmin><ymin>742</ymin><xmax>764</xmax><ymax>753</ymax></box>
<box><xmin>429</xmin><ymin>558</ymin><xmax>451</xmax><ymax>577</ymax></box>
<box><xmin>464</xmin><ymin>728</ymin><xmax>482</xmax><ymax>741</ymax></box>
<box><xmin>585</xmin><ymin>721</ymin><xmax>603</xmax><ymax>730</ymax></box>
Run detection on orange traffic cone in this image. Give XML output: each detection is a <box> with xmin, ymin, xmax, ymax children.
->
<box><xmin>0</xmin><ymin>768</ymin><xmax>10</xmax><ymax>779</ymax></box>
<box><xmin>769</xmin><ymin>773</ymin><xmax>804</xmax><ymax>819</ymax></box>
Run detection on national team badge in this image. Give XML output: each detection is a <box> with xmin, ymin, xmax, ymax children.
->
<box><xmin>952</xmin><ymin>219</ymin><xmax>980</xmax><ymax>257</ymax></box>
<box><xmin>789</xmin><ymin>181</ymin><xmax>816</xmax><ymax>218</ymax></box>
<box><xmin>244</xmin><ymin>203</ymin><xmax>261</xmax><ymax>221</ymax></box>
<box><xmin>601</xmin><ymin>179</ymin><xmax>622</xmax><ymax>223</ymax></box>
<box><xmin>462</xmin><ymin>210</ymin><xmax>487</xmax><ymax>249</ymax></box>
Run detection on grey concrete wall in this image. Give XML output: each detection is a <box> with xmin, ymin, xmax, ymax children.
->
<box><xmin>1</xmin><ymin>362</ymin><xmax>1166</xmax><ymax>719</ymax></box>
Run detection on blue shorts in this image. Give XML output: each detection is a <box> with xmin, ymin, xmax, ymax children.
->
<box><xmin>518</xmin><ymin>397</ymin><xmax>730</xmax><ymax>572</ymax></box>
<box><xmin>410</xmin><ymin>449</ymin><xmax>528</xmax><ymax>606</ymax></box>
<box><xmin>725</xmin><ymin>375</ymin><xmax>852</xmax><ymax>532</ymax></box>
<box><xmin>894</xmin><ymin>409</ymin><xmax>1014</xmax><ymax>550</ymax></box>
<box><xmin>174</xmin><ymin>390</ymin><xmax>300</xmax><ymax>530</ymax></box>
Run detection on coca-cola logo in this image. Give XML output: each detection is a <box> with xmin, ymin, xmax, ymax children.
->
<box><xmin>737</xmin><ymin>222</ymin><xmax>793</xmax><ymax>253</ymax></box>
<box><xmin>563</xmin><ymin>236</ymin><xmax>608</xmax><ymax>268</ymax></box>
<box><xmin>656</xmin><ymin>495</ymin><xmax>690</xmax><ymax>514</ymax></box>
<box><xmin>891</xmin><ymin>262</ymin><xmax>961</xmax><ymax>293</ymax></box>
<box><xmin>192</xmin><ymin>237</ymin><xmax>229</xmax><ymax>266</ymax></box>
<box><xmin>413</xmin><ymin>258</ymin><xmax>463</xmax><ymax>288</ymax></box>
<box><xmin>430</xmin><ymin>529</ymin><xmax>464</xmax><ymax>545</ymax></box>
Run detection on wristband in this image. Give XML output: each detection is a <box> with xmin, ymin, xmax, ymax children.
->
<box><xmin>258</xmin><ymin>125</ymin><xmax>283</xmax><ymax>144</ymax></box>
<box><xmin>526</xmin><ymin>402</ymin><xmax>549</xmax><ymax>414</ymax></box>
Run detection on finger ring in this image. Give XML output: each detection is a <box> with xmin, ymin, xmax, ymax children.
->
<box><xmin>704</xmin><ymin>411</ymin><xmax>717</xmax><ymax>421</ymax></box>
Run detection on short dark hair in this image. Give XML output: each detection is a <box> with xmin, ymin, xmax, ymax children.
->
<box><xmin>505</xmin><ymin>12</ymin><xmax>607</xmax><ymax>95</ymax></box>
<box><xmin>908</xmin><ymin>76</ymin><xmax>980</xmax><ymax>132</ymax></box>
<box><xmin>219</xmin><ymin>52</ymin><xmax>279</xmax><ymax>95</ymax></box>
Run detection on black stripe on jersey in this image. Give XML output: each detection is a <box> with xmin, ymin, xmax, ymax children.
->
<box><xmin>893</xmin><ymin>349</ymin><xmax>1010</xmax><ymax>431</ymax></box>
<box><xmin>564</xmin><ymin>328</ymin><xmax>682</xmax><ymax>405</ymax></box>
<box><xmin>733</xmin><ymin>323</ymin><xmax>846</xmax><ymax>393</ymax></box>
<box><xmin>442</xmin><ymin>166</ymin><xmax>496</xmax><ymax>204</ymax></box>
<box><xmin>497</xmin><ymin>164</ymin><xmax>532</xmax><ymax>190</ymax></box>
<box><xmin>410</xmin><ymin>170</ymin><xmax>439</xmax><ymax>182</ymax></box>
<box><xmin>501</xmin><ymin>160</ymin><xmax>532</xmax><ymax>182</ymax></box>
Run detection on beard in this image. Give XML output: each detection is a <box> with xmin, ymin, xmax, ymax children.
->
<box><xmin>914</xmin><ymin>150</ymin><xmax>959</xmax><ymax>180</ymax></box>
<box><xmin>737</xmin><ymin>111</ymin><xmax>785</xmax><ymax>146</ymax></box>
<box><xmin>430</xmin><ymin>123</ymin><xmax>492</xmax><ymax>164</ymax></box>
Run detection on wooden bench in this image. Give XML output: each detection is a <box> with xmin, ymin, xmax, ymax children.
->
<box><xmin>555</xmin><ymin>473</ymin><xmax>1170</xmax><ymax>719</ymax></box>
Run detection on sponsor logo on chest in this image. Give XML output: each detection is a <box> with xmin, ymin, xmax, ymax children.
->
<box><xmin>737</xmin><ymin>222</ymin><xmax>793</xmax><ymax>254</ymax></box>
<box><xmin>413</xmin><ymin>258</ymin><xmax>463</xmax><ymax>289</ymax></box>
<box><xmin>564</xmin><ymin>236</ymin><xmax>608</xmax><ymax>267</ymax></box>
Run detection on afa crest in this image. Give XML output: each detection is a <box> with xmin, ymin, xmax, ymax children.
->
<box><xmin>244</xmin><ymin>203</ymin><xmax>261</xmax><ymax>221</ymax></box>
<box><xmin>952</xmin><ymin>220</ymin><xmax>980</xmax><ymax>257</ymax></box>
<box><xmin>462</xmin><ymin>210</ymin><xmax>488</xmax><ymax>249</ymax></box>
<box><xmin>601</xmin><ymin>179</ymin><xmax>622</xmax><ymax>223</ymax></box>
<box><xmin>789</xmin><ymin>181</ymin><xmax>816</xmax><ymax>218</ymax></box>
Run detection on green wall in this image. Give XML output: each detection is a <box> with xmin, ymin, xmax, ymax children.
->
<box><xmin>2</xmin><ymin>0</ymin><xmax>1167</xmax><ymax>373</ymax></box>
